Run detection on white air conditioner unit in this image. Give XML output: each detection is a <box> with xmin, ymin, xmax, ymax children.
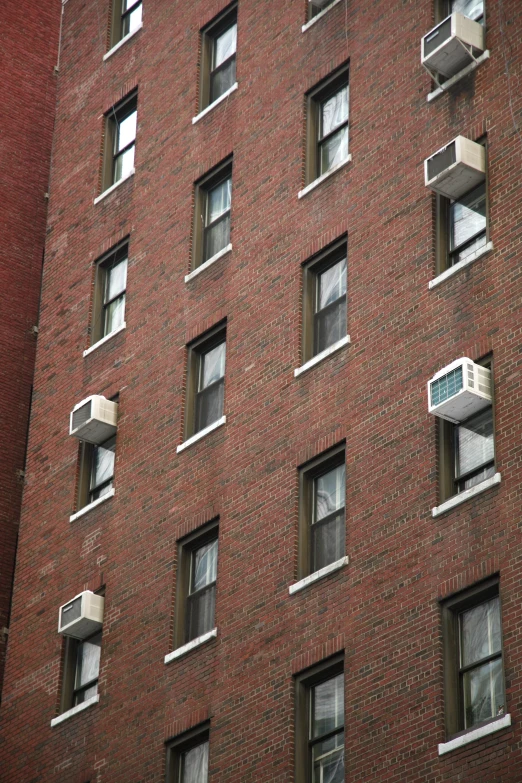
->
<box><xmin>58</xmin><ymin>591</ymin><xmax>104</xmax><ymax>639</ymax></box>
<box><xmin>428</xmin><ymin>358</ymin><xmax>492</xmax><ymax>423</ymax></box>
<box><xmin>424</xmin><ymin>136</ymin><xmax>485</xmax><ymax>199</ymax></box>
<box><xmin>69</xmin><ymin>395</ymin><xmax>118</xmax><ymax>444</ymax></box>
<box><xmin>422</xmin><ymin>13</ymin><xmax>484</xmax><ymax>80</ymax></box>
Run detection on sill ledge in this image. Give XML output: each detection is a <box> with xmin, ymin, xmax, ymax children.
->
<box><xmin>438</xmin><ymin>713</ymin><xmax>511</xmax><ymax>756</ymax></box>
<box><xmin>427</xmin><ymin>51</ymin><xmax>490</xmax><ymax>103</ymax></box>
<box><xmin>289</xmin><ymin>556</ymin><xmax>349</xmax><ymax>595</ymax></box>
<box><xmin>50</xmin><ymin>695</ymin><xmax>99</xmax><ymax>727</ymax></box>
<box><xmin>432</xmin><ymin>473</ymin><xmax>501</xmax><ymax>518</ymax></box>
<box><xmin>83</xmin><ymin>323</ymin><xmax>126</xmax><ymax>357</ymax></box>
<box><xmin>164</xmin><ymin>628</ymin><xmax>217</xmax><ymax>664</ymax></box>
<box><xmin>94</xmin><ymin>169</ymin><xmax>135</xmax><ymax>205</ymax></box>
<box><xmin>298</xmin><ymin>156</ymin><xmax>351</xmax><ymax>199</ymax></box>
<box><xmin>185</xmin><ymin>244</ymin><xmax>232</xmax><ymax>283</ymax></box>
<box><xmin>177</xmin><ymin>416</ymin><xmax>226</xmax><ymax>453</ymax></box>
<box><xmin>294</xmin><ymin>335</ymin><xmax>350</xmax><ymax>377</ymax></box>
<box><xmin>192</xmin><ymin>83</ymin><xmax>238</xmax><ymax>124</ymax></box>
<box><xmin>70</xmin><ymin>489</ymin><xmax>115</xmax><ymax>523</ymax></box>
<box><xmin>429</xmin><ymin>242</ymin><xmax>493</xmax><ymax>289</ymax></box>
<box><xmin>302</xmin><ymin>0</ymin><xmax>343</xmax><ymax>32</ymax></box>
<box><xmin>103</xmin><ymin>22</ymin><xmax>143</xmax><ymax>61</ymax></box>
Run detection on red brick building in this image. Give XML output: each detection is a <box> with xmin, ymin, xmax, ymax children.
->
<box><xmin>1</xmin><ymin>1</ymin><xmax>522</xmax><ymax>781</ymax></box>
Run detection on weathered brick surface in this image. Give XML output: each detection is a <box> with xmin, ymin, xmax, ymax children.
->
<box><xmin>1</xmin><ymin>1</ymin><xmax>522</xmax><ymax>781</ymax></box>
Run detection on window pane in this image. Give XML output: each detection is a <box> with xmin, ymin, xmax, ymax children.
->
<box><xmin>117</xmin><ymin>110</ymin><xmax>137</xmax><ymax>152</ymax></box>
<box><xmin>210</xmin><ymin>59</ymin><xmax>236</xmax><ymax>103</ymax></box>
<box><xmin>315</xmin><ymin>298</ymin><xmax>346</xmax><ymax>354</ymax></box>
<box><xmin>311</xmin><ymin>512</ymin><xmax>344</xmax><ymax>572</ymax></box>
<box><xmin>460</xmin><ymin>597</ymin><xmax>501</xmax><ymax>667</ymax></box>
<box><xmin>214</xmin><ymin>23</ymin><xmax>237</xmax><ymax>68</ymax></box>
<box><xmin>315</xmin><ymin>465</ymin><xmax>345</xmax><ymax>522</ymax></box>
<box><xmin>192</xmin><ymin>539</ymin><xmax>218</xmax><ymax>593</ymax></box>
<box><xmin>76</xmin><ymin>633</ymin><xmax>101</xmax><ymax>689</ymax></box>
<box><xmin>181</xmin><ymin>741</ymin><xmax>209</xmax><ymax>783</ymax></box>
<box><xmin>461</xmin><ymin>463</ymin><xmax>495</xmax><ymax>491</ymax></box>
<box><xmin>91</xmin><ymin>441</ymin><xmax>115</xmax><ymax>491</ymax></box>
<box><xmin>320</xmin><ymin>127</ymin><xmax>348</xmax><ymax>174</ymax></box>
<box><xmin>321</xmin><ymin>87</ymin><xmax>348</xmax><ymax>138</ymax></box>
<box><xmin>452</xmin><ymin>0</ymin><xmax>484</xmax><ymax>21</ymax></box>
<box><xmin>201</xmin><ymin>343</ymin><xmax>226</xmax><ymax>389</ymax></box>
<box><xmin>207</xmin><ymin>179</ymin><xmax>232</xmax><ymax>225</ymax></box>
<box><xmin>312</xmin><ymin>674</ymin><xmax>344</xmax><ymax>737</ymax></box>
<box><xmin>106</xmin><ymin>258</ymin><xmax>127</xmax><ymax>303</ymax></box>
<box><xmin>122</xmin><ymin>3</ymin><xmax>142</xmax><ymax>36</ymax></box>
<box><xmin>312</xmin><ymin>734</ymin><xmax>344</xmax><ymax>783</ymax></box>
<box><xmin>463</xmin><ymin>658</ymin><xmax>504</xmax><ymax>728</ymax></box>
<box><xmin>456</xmin><ymin>408</ymin><xmax>494</xmax><ymax>478</ymax></box>
<box><xmin>114</xmin><ymin>145</ymin><xmax>135</xmax><ymax>181</ymax></box>
<box><xmin>450</xmin><ymin>185</ymin><xmax>486</xmax><ymax>251</ymax></box>
<box><xmin>204</xmin><ymin>216</ymin><xmax>230</xmax><ymax>261</ymax></box>
<box><xmin>104</xmin><ymin>294</ymin><xmax>126</xmax><ymax>335</ymax></box>
<box><xmin>195</xmin><ymin>381</ymin><xmax>224</xmax><ymax>432</ymax></box>
<box><xmin>318</xmin><ymin>259</ymin><xmax>347</xmax><ymax>311</ymax></box>
<box><xmin>187</xmin><ymin>585</ymin><xmax>216</xmax><ymax>640</ymax></box>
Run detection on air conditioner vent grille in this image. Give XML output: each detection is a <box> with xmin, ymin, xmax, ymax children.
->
<box><xmin>423</xmin><ymin>16</ymin><xmax>452</xmax><ymax>58</ymax></box>
<box><xmin>61</xmin><ymin>596</ymin><xmax>82</xmax><ymax>625</ymax></box>
<box><xmin>427</xmin><ymin>142</ymin><xmax>456</xmax><ymax>181</ymax></box>
<box><xmin>71</xmin><ymin>401</ymin><xmax>92</xmax><ymax>431</ymax></box>
<box><xmin>431</xmin><ymin>366</ymin><xmax>463</xmax><ymax>407</ymax></box>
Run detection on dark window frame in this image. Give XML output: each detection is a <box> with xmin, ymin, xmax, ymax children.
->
<box><xmin>76</xmin><ymin>394</ymin><xmax>118</xmax><ymax>512</ymax></box>
<box><xmin>192</xmin><ymin>158</ymin><xmax>233</xmax><ymax>270</ymax></box>
<box><xmin>305</xmin><ymin>65</ymin><xmax>349</xmax><ymax>185</ymax></box>
<box><xmin>184</xmin><ymin>324</ymin><xmax>227</xmax><ymax>440</ymax></box>
<box><xmin>199</xmin><ymin>3</ymin><xmax>238</xmax><ymax>112</ymax></box>
<box><xmin>91</xmin><ymin>240</ymin><xmax>129</xmax><ymax>346</ymax></box>
<box><xmin>60</xmin><ymin>591</ymin><xmax>105</xmax><ymax>715</ymax></box>
<box><xmin>165</xmin><ymin>722</ymin><xmax>210</xmax><ymax>783</ymax></box>
<box><xmin>308</xmin><ymin>0</ymin><xmax>338</xmax><ymax>21</ymax></box>
<box><xmin>102</xmin><ymin>91</ymin><xmax>138</xmax><ymax>193</ymax></box>
<box><xmin>110</xmin><ymin>0</ymin><xmax>143</xmax><ymax>48</ymax></box>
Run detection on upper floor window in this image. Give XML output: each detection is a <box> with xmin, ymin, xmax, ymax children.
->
<box><xmin>110</xmin><ymin>0</ymin><xmax>143</xmax><ymax>48</ymax></box>
<box><xmin>309</xmin><ymin>0</ymin><xmax>338</xmax><ymax>20</ymax></box>
<box><xmin>306</xmin><ymin>66</ymin><xmax>349</xmax><ymax>185</ymax></box>
<box><xmin>184</xmin><ymin>325</ymin><xmax>227</xmax><ymax>441</ymax></box>
<box><xmin>166</xmin><ymin>724</ymin><xmax>210</xmax><ymax>783</ymax></box>
<box><xmin>90</xmin><ymin>241</ymin><xmax>128</xmax><ymax>348</ymax></box>
<box><xmin>302</xmin><ymin>239</ymin><xmax>347</xmax><ymax>363</ymax></box>
<box><xmin>102</xmin><ymin>92</ymin><xmax>137</xmax><ymax>193</ymax></box>
<box><xmin>192</xmin><ymin>158</ymin><xmax>232</xmax><ymax>271</ymax></box>
<box><xmin>199</xmin><ymin>4</ymin><xmax>237</xmax><ymax>112</ymax></box>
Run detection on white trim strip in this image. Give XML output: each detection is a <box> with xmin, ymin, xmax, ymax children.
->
<box><xmin>432</xmin><ymin>473</ymin><xmax>501</xmax><ymax>518</ymax></box>
<box><xmin>427</xmin><ymin>51</ymin><xmax>490</xmax><ymax>103</ymax></box>
<box><xmin>94</xmin><ymin>169</ymin><xmax>135</xmax><ymax>205</ymax></box>
<box><xmin>298</xmin><ymin>156</ymin><xmax>351</xmax><ymax>199</ymax></box>
<box><xmin>70</xmin><ymin>489</ymin><xmax>115</xmax><ymax>523</ymax></box>
<box><xmin>83</xmin><ymin>323</ymin><xmax>126</xmax><ymax>357</ymax></box>
<box><xmin>50</xmin><ymin>694</ymin><xmax>99</xmax><ymax>727</ymax></box>
<box><xmin>164</xmin><ymin>628</ymin><xmax>217</xmax><ymax>664</ymax></box>
<box><xmin>185</xmin><ymin>244</ymin><xmax>232</xmax><ymax>283</ymax></box>
<box><xmin>302</xmin><ymin>0</ymin><xmax>343</xmax><ymax>32</ymax></box>
<box><xmin>429</xmin><ymin>242</ymin><xmax>493</xmax><ymax>290</ymax></box>
<box><xmin>192</xmin><ymin>83</ymin><xmax>238</xmax><ymax>124</ymax></box>
<box><xmin>176</xmin><ymin>416</ymin><xmax>226</xmax><ymax>454</ymax></box>
<box><xmin>438</xmin><ymin>714</ymin><xmax>511</xmax><ymax>756</ymax></box>
<box><xmin>294</xmin><ymin>335</ymin><xmax>350</xmax><ymax>378</ymax></box>
<box><xmin>289</xmin><ymin>557</ymin><xmax>349</xmax><ymax>595</ymax></box>
<box><xmin>103</xmin><ymin>22</ymin><xmax>143</xmax><ymax>61</ymax></box>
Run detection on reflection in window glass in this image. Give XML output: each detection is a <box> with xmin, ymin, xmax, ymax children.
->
<box><xmin>456</xmin><ymin>407</ymin><xmax>494</xmax><ymax>490</ymax></box>
<box><xmin>450</xmin><ymin>183</ymin><xmax>486</xmax><ymax>265</ymax></box>
<box><xmin>74</xmin><ymin>632</ymin><xmax>101</xmax><ymax>705</ymax></box>
<box><xmin>451</xmin><ymin>0</ymin><xmax>484</xmax><ymax>21</ymax></box>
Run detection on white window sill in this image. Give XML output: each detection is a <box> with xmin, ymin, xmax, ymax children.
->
<box><xmin>192</xmin><ymin>83</ymin><xmax>238</xmax><ymax>124</ymax></box>
<box><xmin>302</xmin><ymin>0</ymin><xmax>343</xmax><ymax>32</ymax></box>
<box><xmin>176</xmin><ymin>416</ymin><xmax>226</xmax><ymax>454</ymax></box>
<box><xmin>429</xmin><ymin>242</ymin><xmax>493</xmax><ymax>290</ymax></box>
<box><xmin>103</xmin><ymin>22</ymin><xmax>143</xmax><ymax>61</ymax></box>
<box><xmin>94</xmin><ymin>169</ymin><xmax>135</xmax><ymax>205</ymax></box>
<box><xmin>164</xmin><ymin>628</ymin><xmax>217</xmax><ymax>664</ymax></box>
<box><xmin>70</xmin><ymin>489</ymin><xmax>115</xmax><ymax>523</ymax></box>
<box><xmin>298</xmin><ymin>156</ymin><xmax>351</xmax><ymax>199</ymax></box>
<box><xmin>294</xmin><ymin>335</ymin><xmax>350</xmax><ymax>378</ymax></box>
<box><xmin>432</xmin><ymin>473</ymin><xmax>501</xmax><ymax>518</ymax></box>
<box><xmin>289</xmin><ymin>556</ymin><xmax>349</xmax><ymax>595</ymax></box>
<box><xmin>185</xmin><ymin>244</ymin><xmax>232</xmax><ymax>283</ymax></box>
<box><xmin>427</xmin><ymin>50</ymin><xmax>490</xmax><ymax>103</ymax></box>
<box><xmin>438</xmin><ymin>713</ymin><xmax>511</xmax><ymax>756</ymax></box>
<box><xmin>83</xmin><ymin>323</ymin><xmax>126</xmax><ymax>357</ymax></box>
<box><xmin>50</xmin><ymin>695</ymin><xmax>99</xmax><ymax>727</ymax></box>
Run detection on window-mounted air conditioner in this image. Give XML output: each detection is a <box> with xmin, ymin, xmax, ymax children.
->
<box><xmin>424</xmin><ymin>136</ymin><xmax>485</xmax><ymax>200</ymax></box>
<box><xmin>58</xmin><ymin>591</ymin><xmax>104</xmax><ymax>639</ymax></box>
<box><xmin>69</xmin><ymin>395</ymin><xmax>118</xmax><ymax>444</ymax></box>
<box><xmin>428</xmin><ymin>358</ymin><xmax>491</xmax><ymax>423</ymax></box>
<box><xmin>422</xmin><ymin>13</ymin><xmax>484</xmax><ymax>80</ymax></box>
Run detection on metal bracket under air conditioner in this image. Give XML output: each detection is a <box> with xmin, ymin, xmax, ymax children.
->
<box><xmin>424</xmin><ymin>45</ymin><xmax>490</xmax><ymax>102</ymax></box>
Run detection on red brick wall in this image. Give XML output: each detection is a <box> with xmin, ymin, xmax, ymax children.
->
<box><xmin>1</xmin><ymin>1</ymin><xmax>522</xmax><ymax>781</ymax></box>
<box><xmin>0</xmin><ymin>0</ymin><xmax>60</xmax><ymax>693</ymax></box>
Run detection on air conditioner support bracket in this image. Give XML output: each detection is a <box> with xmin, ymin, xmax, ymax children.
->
<box><xmin>425</xmin><ymin>49</ymin><xmax>490</xmax><ymax>102</ymax></box>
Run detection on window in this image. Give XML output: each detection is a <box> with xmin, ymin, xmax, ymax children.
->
<box><xmin>306</xmin><ymin>67</ymin><xmax>349</xmax><ymax>185</ymax></box>
<box><xmin>90</xmin><ymin>242</ymin><xmax>128</xmax><ymax>346</ymax></box>
<box><xmin>174</xmin><ymin>521</ymin><xmax>218</xmax><ymax>649</ymax></box>
<box><xmin>184</xmin><ymin>326</ymin><xmax>226</xmax><ymax>440</ymax></box>
<box><xmin>166</xmin><ymin>724</ymin><xmax>210</xmax><ymax>783</ymax></box>
<box><xmin>438</xmin><ymin>358</ymin><xmax>494</xmax><ymax>503</ymax></box>
<box><xmin>309</xmin><ymin>0</ymin><xmax>337</xmax><ymax>20</ymax></box>
<box><xmin>77</xmin><ymin>436</ymin><xmax>116</xmax><ymax>510</ymax></box>
<box><xmin>102</xmin><ymin>92</ymin><xmax>137</xmax><ymax>192</ymax></box>
<box><xmin>110</xmin><ymin>0</ymin><xmax>142</xmax><ymax>48</ymax></box>
<box><xmin>295</xmin><ymin>656</ymin><xmax>345</xmax><ymax>783</ymax></box>
<box><xmin>193</xmin><ymin>159</ymin><xmax>232</xmax><ymax>269</ymax></box>
<box><xmin>441</xmin><ymin>578</ymin><xmax>505</xmax><ymax>737</ymax></box>
<box><xmin>302</xmin><ymin>239</ymin><xmax>347</xmax><ymax>362</ymax></box>
<box><xmin>298</xmin><ymin>445</ymin><xmax>345</xmax><ymax>579</ymax></box>
<box><xmin>437</xmin><ymin>0</ymin><xmax>484</xmax><ymax>23</ymax></box>
<box><xmin>199</xmin><ymin>4</ymin><xmax>237</xmax><ymax>111</ymax></box>
<box><xmin>60</xmin><ymin>631</ymin><xmax>102</xmax><ymax>713</ymax></box>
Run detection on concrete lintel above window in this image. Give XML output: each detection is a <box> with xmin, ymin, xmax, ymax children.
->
<box><xmin>83</xmin><ymin>323</ymin><xmax>126</xmax><ymax>357</ymax></box>
<box><xmin>103</xmin><ymin>22</ymin><xmax>143</xmax><ymax>61</ymax></box>
<box><xmin>176</xmin><ymin>416</ymin><xmax>226</xmax><ymax>453</ymax></box>
<box><xmin>298</xmin><ymin>156</ymin><xmax>351</xmax><ymax>199</ymax></box>
<box><xmin>438</xmin><ymin>713</ymin><xmax>511</xmax><ymax>756</ymax></box>
<box><xmin>50</xmin><ymin>694</ymin><xmax>99</xmax><ymax>727</ymax></box>
<box><xmin>289</xmin><ymin>556</ymin><xmax>348</xmax><ymax>595</ymax></box>
<box><xmin>94</xmin><ymin>169</ymin><xmax>135</xmax><ymax>205</ymax></box>
<box><xmin>302</xmin><ymin>0</ymin><xmax>343</xmax><ymax>32</ymax></box>
<box><xmin>432</xmin><ymin>473</ymin><xmax>501</xmax><ymax>518</ymax></box>
<box><xmin>164</xmin><ymin>628</ymin><xmax>217</xmax><ymax>664</ymax></box>
<box><xmin>185</xmin><ymin>244</ymin><xmax>232</xmax><ymax>283</ymax></box>
<box><xmin>294</xmin><ymin>335</ymin><xmax>350</xmax><ymax>377</ymax></box>
<box><xmin>429</xmin><ymin>242</ymin><xmax>493</xmax><ymax>290</ymax></box>
<box><xmin>427</xmin><ymin>51</ymin><xmax>490</xmax><ymax>103</ymax></box>
<box><xmin>192</xmin><ymin>83</ymin><xmax>238</xmax><ymax>125</ymax></box>
<box><xmin>70</xmin><ymin>488</ymin><xmax>115</xmax><ymax>523</ymax></box>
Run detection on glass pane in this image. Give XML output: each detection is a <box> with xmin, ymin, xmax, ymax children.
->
<box><xmin>204</xmin><ymin>217</ymin><xmax>230</xmax><ymax>261</ymax></box>
<box><xmin>321</xmin><ymin>86</ymin><xmax>348</xmax><ymax>138</ymax></box>
<box><xmin>201</xmin><ymin>343</ymin><xmax>226</xmax><ymax>389</ymax></box>
<box><xmin>117</xmin><ymin>110</ymin><xmax>137</xmax><ymax>152</ymax></box>
<box><xmin>463</xmin><ymin>658</ymin><xmax>504</xmax><ymax>729</ymax></box>
<box><xmin>214</xmin><ymin>23</ymin><xmax>237</xmax><ymax>68</ymax></box>
<box><xmin>122</xmin><ymin>3</ymin><xmax>142</xmax><ymax>36</ymax></box>
<box><xmin>312</xmin><ymin>734</ymin><xmax>344</xmax><ymax>783</ymax></box>
<box><xmin>460</xmin><ymin>597</ymin><xmax>501</xmax><ymax>667</ymax></box>
<box><xmin>91</xmin><ymin>441</ymin><xmax>115</xmax><ymax>491</ymax></box>
<box><xmin>314</xmin><ymin>465</ymin><xmax>345</xmax><ymax>522</ymax></box>
<box><xmin>106</xmin><ymin>258</ymin><xmax>127</xmax><ymax>303</ymax></box>
<box><xmin>450</xmin><ymin>185</ymin><xmax>486</xmax><ymax>251</ymax></box>
<box><xmin>207</xmin><ymin>178</ymin><xmax>232</xmax><ymax>225</ymax></box>
<box><xmin>74</xmin><ymin>682</ymin><xmax>98</xmax><ymax>706</ymax></box>
<box><xmin>461</xmin><ymin>463</ymin><xmax>495</xmax><ymax>491</ymax></box>
<box><xmin>318</xmin><ymin>259</ymin><xmax>347</xmax><ymax>310</ymax></box>
<box><xmin>210</xmin><ymin>59</ymin><xmax>236</xmax><ymax>103</ymax></box>
<box><xmin>315</xmin><ymin>299</ymin><xmax>346</xmax><ymax>355</ymax></box>
<box><xmin>76</xmin><ymin>633</ymin><xmax>101</xmax><ymax>689</ymax></box>
<box><xmin>451</xmin><ymin>232</ymin><xmax>487</xmax><ymax>267</ymax></box>
<box><xmin>452</xmin><ymin>0</ymin><xmax>484</xmax><ymax>21</ymax></box>
<box><xmin>114</xmin><ymin>145</ymin><xmax>135</xmax><ymax>182</ymax></box>
<box><xmin>192</xmin><ymin>539</ymin><xmax>218</xmax><ymax>593</ymax></box>
<box><xmin>195</xmin><ymin>381</ymin><xmax>224</xmax><ymax>432</ymax></box>
<box><xmin>187</xmin><ymin>586</ymin><xmax>216</xmax><ymax>640</ymax></box>
<box><xmin>312</xmin><ymin>674</ymin><xmax>344</xmax><ymax>738</ymax></box>
<box><xmin>456</xmin><ymin>408</ymin><xmax>494</xmax><ymax>478</ymax></box>
<box><xmin>320</xmin><ymin>127</ymin><xmax>348</xmax><ymax>175</ymax></box>
<box><xmin>104</xmin><ymin>295</ymin><xmax>126</xmax><ymax>336</ymax></box>
<box><xmin>312</xmin><ymin>512</ymin><xmax>344</xmax><ymax>572</ymax></box>
<box><xmin>181</xmin><ymin>740</ymin><xmax>209</xmax><ymax>783</ymax></box>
